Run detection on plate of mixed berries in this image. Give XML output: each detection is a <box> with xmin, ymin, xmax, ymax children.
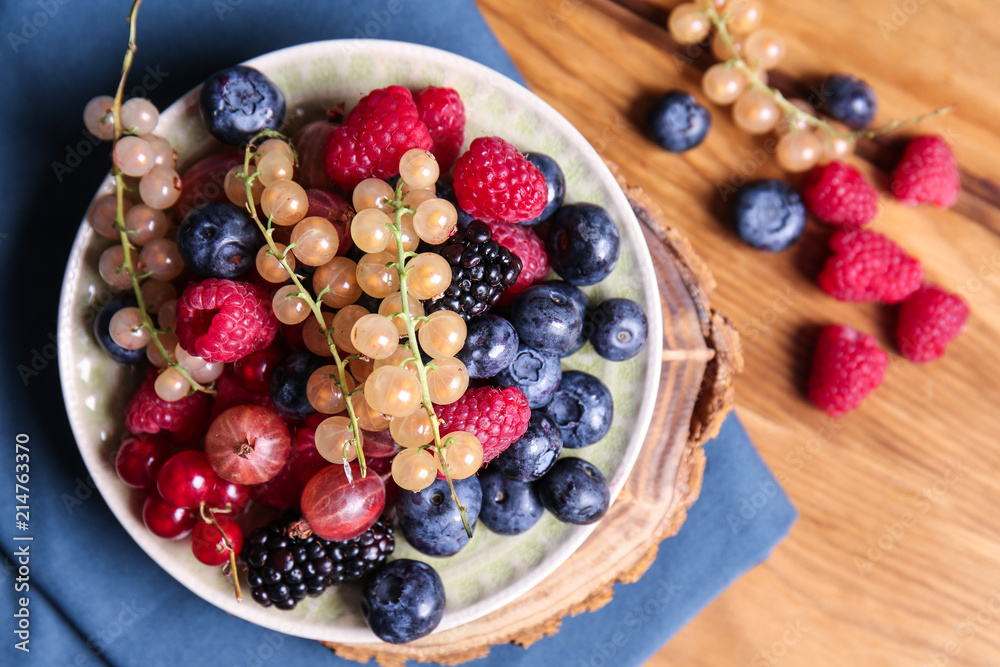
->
<box><xmin>58</xmin><ymin>39</ymin><xmax>662</xmax><ymax>643</ymax></box>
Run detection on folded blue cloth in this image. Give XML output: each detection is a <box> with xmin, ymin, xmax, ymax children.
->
<box><xmin>0</xmin><ymin>1</ymin><xmax>797</xmax><ymax>665</ymax></box>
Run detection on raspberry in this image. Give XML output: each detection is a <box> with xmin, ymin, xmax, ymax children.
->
<box><xmin>808</xmin><ymin>325</ymin><xmax>888</xmax><ymax>417</ymax></box>
<box><xmin>414</xmin><ymin>86</ymin><xmax>465</xmax><ymax>171</ymax></box>
<box><xmin>895</xmin><ymin>284</ymin><xmax>969</xmax><ymax>363</ymax></box>
<box><xmin>483</xmin><ymin>220</ymin><xmax>550</xmax><ymax>305</ymax></box>
<box><xmin>125</xmin><ymin>368</ymin><xmax>213</xmax><ymax>444</ymax></box>
<box><xmin>818</xmin><ymin>229</ymin><xmax>923</xmax><ymax>303</ymax></box>
<box><xmin>452</xmin><ymin>137</ymin><xmax>547</xmax><ymax>224</ymax></box>
<box><xmin>801</xmin><ymin>161</ymin><xmax>878</xmax><ymax>227</ymax></box>
<box><xmin>323</xmin><ymin>85</ymin><xmax>433</xmax><ymax>190</ymax></box>
<box><xmin>890</xmin><ymin>135</ymin><xmax>960</xmax><ymax>208</ymax></box>
<box><xmin>176</xmin><ymin>279</ymin><xmax>278</xmax><ymax>364</ymax></box>
<box><xmin>435</xmin><ymin>386</ymin><xmax>530</xmax><ymax>463</ymax></box>
<box><xmin>251</xmin><ymin>427</ymin><xmax>328</xmax><ymax>510</ymax></box>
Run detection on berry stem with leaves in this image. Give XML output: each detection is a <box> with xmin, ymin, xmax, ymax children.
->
<box><xmin>237</xmin><ymin>131</ymin><xmax>367</xmax><ymax>480</ymax></box>
<box><xmin>387</xmin><ymin>181</ymin><xmax>472</xmax><ymax>537</ymax></box>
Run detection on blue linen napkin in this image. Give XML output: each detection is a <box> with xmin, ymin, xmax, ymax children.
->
<box><xmin>0</xmin><ymin>1</ymin><xmax>797</xmax><ymax>665</ymax></box>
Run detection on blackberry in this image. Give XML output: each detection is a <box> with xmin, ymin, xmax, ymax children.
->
<box><xmin>244</xmin><ymin>516</ymin><xmax>395</xmax><ymax>610</ymax></box>
<box><xmin>328</xmin><ymin>516</ymin><xmax>394</xmax><ymax>584</ymax></box>
<box><xmin>427</xmin><ymin>221</ymin><xmax>522</xmax><ymax>320</ymax></box>
<box><xmin>244</xmin><ymin>517</ymin><xmax>335</xmax><ymax>610</ymax></box>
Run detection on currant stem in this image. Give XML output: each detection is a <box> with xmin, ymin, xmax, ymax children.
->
<box><xmin>388</xmin><ymin>181</ymin><xmax>472</xmax><ymax>537</ymax></box>
<box><xmin>704</xmin><ymin>5</ymin><xmax>953</xmax><ymax>142</ymax></box>
<box><xmin>199</xmin><ymin>503</ymin><xmax>243</xmax><ymax>602</ymax></box>
<box><xmin>238</xmin><ymin>131</ymin><xmax>366</xmax><ymax>479</ymax></box>
<box><xmin>110</xmin><ymin>0</ymin><xmax>209</xmax><ymax>396</ymax></box>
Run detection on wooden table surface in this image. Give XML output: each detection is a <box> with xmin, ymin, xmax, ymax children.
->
<box><xmin>475</xmin><ymin>0</ymin><xmax>1000</xmax><ymax>664</ymax></box>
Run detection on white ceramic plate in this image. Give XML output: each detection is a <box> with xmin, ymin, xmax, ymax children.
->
<box><xmin>58</xmin><ymin>40</ymin><xmax>662</xmax><ymax>643</ymax></box>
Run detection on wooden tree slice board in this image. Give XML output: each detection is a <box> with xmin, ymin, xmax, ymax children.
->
<box><xmin>327</xmin><ymin>179</ymin><xmax>743</xmax><ymax>666</ymax></box>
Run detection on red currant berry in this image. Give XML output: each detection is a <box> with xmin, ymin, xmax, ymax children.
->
<box><xmin>142</xmin><ymin>493</ymin><xmax>196</xmax><ymax>540</ymax></box>
<box><xmin>156</xmin><ymin>450</ymin><xmax>217</xmax><ymax>509</ymax></box>
<box><xmin>115</xmin><ymin>435</ymin><xmax>172</xmax><ymax>489</ymax></box>
<box><xmin>191</xmin><ymin>514</ymin><xmax>244</xmax><ymax>566</ymax></box>
<box><xmin>206</xmin><ymin>479</ymin><xmax>252</xmax><ymax>516</ymax></box>
<box><xmin>232</xmin><ymin>346</ymin><xmax>284</xmax><ymax>393</ymax></box>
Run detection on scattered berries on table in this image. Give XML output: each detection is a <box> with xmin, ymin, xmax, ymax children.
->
<box><xmin>435</xmin><ymin>386</ymin><xmax>531</xmax><ymax>464</ymax></box>
<box><xmin>199</xmin><ymin>66</ymin><xmax>286</xmax><ymax>146</ymax></box>
<box><xmin>452</xmin><ymin>136</ymin><xmax>547</xmax><ymax>224</ymax></box>
<box><xmin>891</xmin><ymin>135</ymin><xmax>960</xmax><ymax>208</ymax></box>
<box><xmin>414</xmin><ymin>86</ymin><xmax>465</xmax><ymax>171</ymax></box>
<box><xmin>895</xmin><ymin>284</ymin><xmax>969</xmax><ymax>363</ymax></box>
<box><xmin>323</xmin><ymin>85</ymin><xmax>433</xmax><ymax>189</ymax></box>
<box><xmin>818</xmin><ymin>228</ymin><xmax>923</xmax><ymax>303</ymax></box>
<box><xmin>808</xmin><ymin>324</ymin><xmax>888</xmax><ymax>417</ymax></box>
<box><xmin>176</xmin><ymin>278</ymin><xmax>279</xmax><ymax>364</ymax></box>
<box><xmin>647</xmin><ymin>90</ymin><xmax>712</xmax><ymax>152</ymax></box>
<box><xmin>801</xmin><ymin>161</ymin><xmax>878</xmax><ymax>227</ymax></box>
<box><xmin>818</xmin><ymin>74</ymin><xmax>877</xmax><ymax>130</ymax></box>
<box><xmin>732</xmin><ymin>179</ymin><xmax>806</xmax><ymax>252</ymax></box>
<box><xmin>427</xmin><ymin>221</ymin><xmax>522</xmax><ymax>320</ymax></box>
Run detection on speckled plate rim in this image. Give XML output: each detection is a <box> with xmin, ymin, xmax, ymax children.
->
<box><xmin>58</xmin><ymin>39</ymin><xmax>662</xmax><ymax>643</ymax></box>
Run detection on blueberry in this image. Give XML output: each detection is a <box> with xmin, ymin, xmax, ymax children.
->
<box><xmin>495</xmin><ymin>413</ymin><xmax>563</xmax><ymax>482</ymax></box>
<box><xmin>544</xmin><ymin>371</ymin><xmax>613</xmax><ymax>448</ymax></box>
<box><xmin>509</xmin><ymin>284</ymin><xmax>584</xmax><ymax>356</ymax></box>
<box><xmin>395</xmin><ymin>477</ymin><xmax>481</xmax><ymax>557</ymax></box>
<box><xmin>93</xmin><ymin>295</ymin><xmax>145</xmax><ymax>364</ymax></box>
<box><xmin>546</xmin><ymin>203</ymin><xmax>620</xmax><ymax>286</ymax></box>
<box><xmin>176</xmin><ymin>202</ymin><xmax>258</xmax><ymax>279</ymax></box>
<box><xmin>361</xmin><ymin>559</ymin><xmax>445</xmax><ymax>644</ymax></box>
<box><xmin>199</xmin><ymin>65</ymin><xmax>286</xmax><ymax>146</ymax></box>
<box><xmin>269</xmin><ymin>350</ymin><xmax>323</xmax><ymax>419</ymax></box>
<box><xmin>543</xmin><ymin>280</ymin><xmax>590</xmax><ymax>357</ymax></box>
<box><xmin>820</xmin><ymin>74</ymin><xmax>877</xmax><ymax>130</ymax></box>
<box><xmin>478</xmin><ymin>467</ymin><xmax>544</xmax><ymax>535</ymax></box>
<box><xmin>522</xmin><ymin>153</ymin><xmax>566</xmax><ymax>225</ymax></box>
<box><xmin>537</xmin><ymin>457</ymin><xmax>610</xmax><ymax>525</ymax></box>
<box><xmin>732</xmin><ymin>180</ymin><xmax>806</xmax><ymax>252</ymax></box>
<box><xmin>647</xmin><ymin>91</ymin><xmax>712</xmax><ymax>152</ymax></box>
<box><xmin>456</xmin><ymin>315</ymin><xmax>519</xmax><ymax>378</ymax></box>
<box><xmin>494</xmin><ymin>344</ymin><xmax>562</xmax><ymax>408</ymax></box>
<box><xmin>587</xmin><ymin>298</ymin><xmax>648</xmax><ymax>361</ymax></box>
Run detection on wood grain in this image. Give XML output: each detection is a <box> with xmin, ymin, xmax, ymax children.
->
<box><xmin>474</xmin><ymin>0</ymin><xmax>1000</xmax><ymax>665</ymax></box>
<box><xmin>326</xmin><ymin>180</ymin><xmax>740</xmax><ymax>666</ymax></box>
